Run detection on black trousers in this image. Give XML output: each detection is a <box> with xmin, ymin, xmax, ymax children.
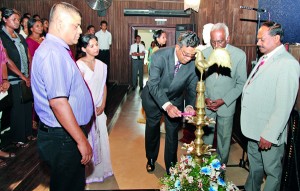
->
<box><xmin>142</xmin><ymin>101</ymin><xmax>181</xmax><ymax>173</ymax></box>
<box><xmin>10</xmin><ymin>83</ymin><xmax>32</xmax><ymax>142</ymax></box>
<box><xmin>37</xmin><ymin>123</ymin><xmax>87</xmax><ymax>191</ymax></box>
<box><xmin>96</xmin><ymin>50</ymin><xmax>110</xmax><ymax>82</ymax></box>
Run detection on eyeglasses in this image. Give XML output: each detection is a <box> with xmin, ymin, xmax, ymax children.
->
<box><xmin>180</xmin><ymin>48</ymin><xmax>196</xmax><ymax>59</ymax></box>
<box><xmin>210</xmin><ymin>39</ymin><xmax>226</xmax><ymax>46</ymax></box>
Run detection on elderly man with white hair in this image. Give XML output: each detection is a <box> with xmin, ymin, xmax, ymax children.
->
<box><xmin>202</xmin><ymin>23</ymin><xmax>247</xmax><ymax>165</ymax></box>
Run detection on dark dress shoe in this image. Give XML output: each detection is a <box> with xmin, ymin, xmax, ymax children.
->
<box><xmin>146</xmin><ymin>159</ymin><xmax>155</xmax><ymax>172</ymax></box>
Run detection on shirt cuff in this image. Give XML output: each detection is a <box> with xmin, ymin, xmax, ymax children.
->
<box><xmin>162</xmin><ymin>102</ymin><xmax>172</xmax><ymax>111</ymax></box>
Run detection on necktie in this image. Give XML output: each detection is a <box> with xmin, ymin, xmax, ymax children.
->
<box><xmin>137</xmin><ymin>44</ymin><xmax>140</xmax><ymax>60</ymax></box>
<box><xmin>67</xmin><ymin>49</ymin><xmax>76</xmax><ymax>62</ymax></box>
<box><xmin>247</xmin><ymin>56</ymin><xmax>266</xmax><ymax>84</ymax></box>
<box><xmin>174</xmin><ymin>61</ymin><xmax>181</xmax><ymax>76</ymax></box>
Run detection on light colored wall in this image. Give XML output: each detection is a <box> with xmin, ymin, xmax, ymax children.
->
<box><xmin>138</xmin><ymin>30</ymin><xmax>154</xmax><ymax>50</ymax></box>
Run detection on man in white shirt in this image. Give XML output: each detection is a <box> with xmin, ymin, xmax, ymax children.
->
<box><xmin>95</xmin><ymin>20</ymin><xmax>112</xmax><ymax>82</ymax></box>
<box><xmin>129</xmin><ymin>35</ymin><xmax>145</xmax><ymax>90</ymax></box>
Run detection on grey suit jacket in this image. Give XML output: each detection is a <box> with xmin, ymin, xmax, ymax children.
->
<box><xmin>241</xmin><ymin>45</ymin><xmax>300</xmax><ymax>145</ymax></box>
<box><xmin>203</xmin><ymin>44</ymin><xmax>247</xmax><ymax>117</ymax></box>
<box><xmin>141</xmin><ymin>46</ymin><xmax>198</xmax><ymax>111</ymax></box>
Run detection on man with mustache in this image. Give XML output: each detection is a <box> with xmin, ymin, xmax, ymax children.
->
<box><xmin>31</xmin><ymin>2</ymin><xmax>93</xmax><ymax>191</ymax></box>
<box><xmin>241</xmin><ymin>21</ymin><xmax>300</xmax><ymax>191</ymax></box>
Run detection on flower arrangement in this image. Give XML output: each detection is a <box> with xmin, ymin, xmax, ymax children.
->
<box><xmin>159</xmin><ymin>142</ymin><xmax>239</xmax><ymax>191</ymax></box>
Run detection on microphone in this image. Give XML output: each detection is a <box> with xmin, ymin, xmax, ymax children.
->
<box><xmin>240</xmin><ymin>6</ymin><xmax>267</xmax><ymax>13</ymax></box>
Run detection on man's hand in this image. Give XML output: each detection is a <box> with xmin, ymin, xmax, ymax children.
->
<box><xmin>77</xmin><ymin>138</ymin><xmax>93</xmax><ymax>165</ymax></box>
<box><xmin>259</xmin><ymin>137</ymin><xmax>272</xmax><ymax>150</ymax></box>
<box><xmin>166</xmin><ymin>104</ymin><xmax>181</xmax><ymax>118</ymax></box>
<box><xmin>206</xmin><ymin>98</ymin><xmax>224</xmax><ymax>111</ymax></box>
<box><xmin>49</xmin><ymin>98</ymin><xmax>93</xmax><ymax>165</ymax></box>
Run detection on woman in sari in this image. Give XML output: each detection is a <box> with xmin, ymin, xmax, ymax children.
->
<box><xmin>26</xmin><ymin>18</ymin><xmax>44</xmax><ymax>57</ymax></box>
<box><xmin>26</xmin><ymin>18</ymin><xmax>44</xmax><ymax>131</ymax></box>
<box><xmin>76</xmin><ymin>34</ymin><xmax>113</xmax><ymax>183</ymax></box>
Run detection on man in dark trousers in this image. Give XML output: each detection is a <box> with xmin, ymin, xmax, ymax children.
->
<box><xmin>141</xmin><ymin>31</ymin><xmax>200</xmax><ymax>174</ymax></box>
<box><xmin>129</xmin><ymin>35</ymin><xmax>145</xmax><ymax>90</ymax></box>
<box><xmin>31</xmin><ymin>2</ymin><xmax>93</xmax><ymax>191</ymax></box>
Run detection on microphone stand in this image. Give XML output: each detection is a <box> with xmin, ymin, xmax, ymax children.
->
<box><xmin>240</xmin><ymin>6</ymin><xmax>268</xmax><ymax>63</ymax></box>
<box><xmin>255</xmin><ymin>11</ymin><xmax>262</xmax><ymax>61</ymax></box>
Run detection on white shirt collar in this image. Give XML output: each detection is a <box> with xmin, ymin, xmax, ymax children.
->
<box><xmin>263</xmin><ymin>44</ymin><xmax>284</xmax><ymax>62</ymax></box>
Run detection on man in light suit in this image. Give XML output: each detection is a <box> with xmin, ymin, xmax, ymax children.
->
<box><xmin>202</xmin><ymin>23</ymin><xmax>247</xmax><ymax>165</ymax></box>
<box><xmin>241</xmin><ymin>21</ymin><xmax>300</xmax><ymax>191</ymax></box>
<box><xmin>141</xmin><ymin>31</ymin><xmax>200</xmax><ymax>174</ymax></box>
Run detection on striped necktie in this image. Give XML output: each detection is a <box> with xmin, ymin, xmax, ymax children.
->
<box><xmin>174</xmin><ymin>61</ymin><xmax>181</xmax><ymax>76</ymax></box>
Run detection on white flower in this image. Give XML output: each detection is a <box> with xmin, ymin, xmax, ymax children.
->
<box><xmin>187</xmin><ymin>176</ymin><xmax>194</xmax><ymax>183</ymax></box>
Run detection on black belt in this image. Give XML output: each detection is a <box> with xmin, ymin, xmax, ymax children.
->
<box><xmin>39</xmin><ymin>122</ymin><xmax>86</xmax><ymax>133</ymax></box>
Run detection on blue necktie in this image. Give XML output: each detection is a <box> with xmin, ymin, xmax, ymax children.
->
<box><xmin>174</xmin><ymin>61</ymin><xmax>180</xmax><ymax>76</ymax></box>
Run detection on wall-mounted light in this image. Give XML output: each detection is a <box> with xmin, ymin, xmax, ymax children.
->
<box><xmin>154</xmin><ymin>18</ymin><xmax>167</xmax><ymax>22</ymax></box>
<box><xmin>155</xmin><ymin>18</ymin><xmax>167</xmax><ymax>25</ymax></box>
<box><xmin>184</xmin><ymin>0</ymin><xmax>201</xmax><ymax>12</ymax></box>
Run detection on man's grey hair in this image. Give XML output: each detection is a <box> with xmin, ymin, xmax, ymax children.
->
<box><xmin>177</xmin><ymin>31</ymin><xmax>200</xmax><ymax>48</ymax></box>
<box><xmin>211</xmin><ymin>23</ymin><xmax>229</xmax><ymax>39</ymax></box>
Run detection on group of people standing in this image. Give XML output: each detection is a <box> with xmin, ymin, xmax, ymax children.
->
<box><xmin>0</xmin><ymin>2</ymin><xmax>299</xmax><ymax>191</ymax></box>
<box><xmin>0</xmin><ymin>8</ymin><xmax>46</xmax><ymax>155</ymax></box>
<box><xmin>0</xmin><ymin>2</ymin><xmax>113</xmax><ymax>190</ymax></box>
<box><xmin>139</xmin><ymin>21</ymin><xmax>299</xmax><ymax>191</ymax></box>
<box><xmin>31</xmin><ymin>2</ymin><xmax>113</xmax><ymax>190</ymax></box>
<box><xmin>129</xmin><ymin>29</ymin><xmax>167</xmax><ymax>91</ymax></box>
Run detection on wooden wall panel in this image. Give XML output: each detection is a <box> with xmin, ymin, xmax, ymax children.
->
<box><xmin>197</xmin><ymin>0</ymin><xmax>257</xmax><ymax>44</ymax></box>
<box><xmin>236</xmin><ymin>44</ymin><xmax>257</xmax><ymax>75</ymax></box>
<box><xmin>289</xmin><ymin>45</ymin><xmax>300</xmax><ymax>62</ymax></box>
<box><xmin>1</xmin><ymin>0</ymin><xmax>258</xmax><ymax>84</ymax></box>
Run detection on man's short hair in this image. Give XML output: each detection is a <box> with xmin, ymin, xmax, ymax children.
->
<box><xmin>87</xmin><ymin>25</ymin><xmax>95</xmax><ymax>30</ymax></box>
<box><xmin>177</xmin><ymin>31</ymin><xmax>200</xmax><ymax>48</ymax></box>
<box><xmin>262</xmin><ymin>21</ymin><xmax>284</xmax><ymax>42</ymax></box>
<box><xmin>49</xmin><ymin>2</ymin><xmax>81</xmax><ymax>23</ymax></box>
<box><xmin>211</xmin><ymin>23</ymin><xmax>229</xmax><ymax>39</ymax></box>
<box><xmin>100</xmin><ymin>20</ymin><xmax>107</xmax><ymax>26</ymax></box>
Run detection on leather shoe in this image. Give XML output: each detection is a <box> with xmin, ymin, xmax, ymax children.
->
<box><xmin>146</xmin><ymin>159</ymin><xmax>155</xmax><ymax>172</ymax></box>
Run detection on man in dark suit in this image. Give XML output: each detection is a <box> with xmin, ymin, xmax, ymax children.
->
<box><xmin>141</xmin><ymin>31</ymin><xmax>200</xmax><ymax>174</ymax></box>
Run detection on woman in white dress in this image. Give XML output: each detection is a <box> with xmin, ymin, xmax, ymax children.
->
<box><xmin>76</xmin><ymin>34</ymin><xmax>113</xmax><ymax>183</ymax></box>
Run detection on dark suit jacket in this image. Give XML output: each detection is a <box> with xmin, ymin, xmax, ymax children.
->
<box><xmin>141</xmin><ymin>46</ymin><xmax>198</xmax><ymax>112</ymax></box>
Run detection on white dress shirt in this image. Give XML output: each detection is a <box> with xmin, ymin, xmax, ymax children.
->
<box><xmin>129</xmin><ymin>43</ymin><xmax>145</xmax><ymax>59</ymax></box>
<box><xmin>95</xmin><ymin>30</ymin><xmax>112</xmax><ymax>50</ymax></box>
